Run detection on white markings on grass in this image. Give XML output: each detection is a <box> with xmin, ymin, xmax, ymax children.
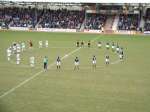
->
<box><xmin>0</xmin><ymin>70</ymin><xmax>43</xmax><ymax>99</ymax></box>
<box><xmin>0</xmin><ymin>36</ymin><xmax>99</xmax><ymax>99</ymax></box>
<box><xmin>111</xmin><ymin>60</ymin><xmax>122</xmax><ymax>65</ymax></box>
<box><xmin>0</xmin><ymin>48</ymin><xmax>81</xmax><ymax>99</ymax></box>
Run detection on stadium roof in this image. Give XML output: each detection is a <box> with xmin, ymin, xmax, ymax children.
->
<box><xmin>1</xmin><ymin>0</ymin><xmax>150</xmax><ymax>3</ymax></box>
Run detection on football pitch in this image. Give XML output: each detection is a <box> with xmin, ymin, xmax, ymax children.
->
<box><xmin>0</xmin><ymin>31</ymin><xmax>150</xmax><ymax>112</ymax></box>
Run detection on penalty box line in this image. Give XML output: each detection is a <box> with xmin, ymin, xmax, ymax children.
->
<box><xmin>0</xmin><ymin>36</ymin><xmax>100</xmax><ymax>99</ymax></box>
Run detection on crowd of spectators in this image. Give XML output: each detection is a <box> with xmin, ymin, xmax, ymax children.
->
<box><xmin>0</xmin><ymin>7</ymin><xmax>36</xmax><ymax>28</ymax></box>
<box><xmin>0</xmin><ymin>7</ymin><xmax>85</xmax><ymax>29</ymax></box>
<box><xmin>1</xmin><ymin>7</ymin><xmax>146</xmax><ymax>32</ymax></box>
<box><xmin>85</xmin><ymin>14</ymin><xmax>106</xmax><ymax>30</ymax></box>
<box><xmin>38</xmin><ymin>9</ymin><xmax>85</xmax><ymax>29</ymax></box>
<box><xmin>118</xmin><ymin>14</ymin><xmax>139</xmax><ymax>30</ymax></box>
<box><xmin>0</xmin><ymin>7</ymin><xmax>106</xmax><ymax>30</ymax></box>
<box><xmin>0</xmin><ymin>7</ymin><xmax>11</xmax><ymax>28</ymax></box>
<box><xmin>144</xmin><ymin>8</ymin><xmax>150</xmax><ymax>31</ymax></box>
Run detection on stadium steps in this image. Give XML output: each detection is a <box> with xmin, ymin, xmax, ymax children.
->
<box><xmin>35</xmin><ymin>18</ymin><xmax>42</xmax><ymax>28</ymax></box>
<box><xmin>139</xmin><ymin>16</ymin><xmax>145</xmax><ymax>29</ymax></box>
<box><xmin>112</xmin><ymin>15</ymin><xmax>119</xmax><ymax>31</ymax></box>
<box><xmin>104</xmin><ymin>15</ymin><xmax>115</xmax><ymax>33</ymax></box>
<box><xmin>79</xmin><ymin>19</ymin><xmax>86</xmax><ymax>32</ymax></box>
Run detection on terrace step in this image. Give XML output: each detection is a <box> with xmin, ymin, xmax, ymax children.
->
<box><xmin>104</xmin><ymin>15</ymin><xmax>115</xmax><ymax>30</ymax></box>
<box><xmin>112</xmin><ymin>15</ymin><xmax>119</xmax><ymax>31</ymax></box>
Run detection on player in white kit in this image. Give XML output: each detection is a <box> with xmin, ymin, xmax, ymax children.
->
<box><xmin>116</xmin><ymin>45</ymin><xmax>120</xmax><ymax>53</ymax></box>
<box><xmin>30</xmin><ymin>56</ymin><xmax>35</xmax><ymax>67</ymax></box>
<box><xmin>13</xmin><ymin>43</ymin><xmax>17</xmax><ymax>54</ymax></box>
<box><xmin>39</xmin><ymin>41</ymin><xmax>43</xmax><ymax>48</ymax></box>
<box><xmin>106</xmin><ymin>43</ymin><xmax>110</xmax><ymax>50</ymax></box>
<box><xmin>45</xmin><ymin>40</ymin><xmax>48</xmax><ymax>48</ymax></box>
<box><xmin>16</xmin><ymin>43</ymin><xmax>21</xmax><ymax>54</ymax></box>
<box><xmin>7</xmin><ymin>47</ymin><xmax>12</xmax><ymax>61</ymax></box>
<box><xmin>21</xmin><ymin>42</ymin><xmax>26</xmax><ymax>51</ymax></box>
<box><xmin>16</xmin><ymin>53</ymin><xmax>20</xmax><ymax>64</ymax></box>
<box><xmin>97</xmin><ymin>41</ymin><xmax>102</xmax><ymax>48</ymax></box>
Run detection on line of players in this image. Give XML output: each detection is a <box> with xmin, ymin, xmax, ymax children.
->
<box><xmin>7</xmin><ymin>42</ymin><xmax>26</xmax><ymax>64</ymax></box>
<box><xmin>37</xmin><ymin>41</ymin><xmax>124</xmax><ymax>70</ymax></box>
<box><xmin>40</xmin><ymin>41</ymin><xmax>123</xmax><ymax>70</ymax></box>
<box><xmin>76</xmin><ymin>40</ymin><xmax>124</xmax><ymax>60</ymax></box>
<box><xmin>43</xmin><ymin>54</ymin><xmax>121</xmax><ymax>71</ymax></box>
<box><xmin>39</xmin><ymin>40</ymin><xmax>48</xmax><ymax>48</ymax></box>
<box><xmin>7</xmin><ymin>40</ymin><xmax>124</xmax><ymax>70</ymax></box>
<box><xmin>6</xmin><ymin>40</ymin><xmax>49</xmax><ymax>65</ymax></box>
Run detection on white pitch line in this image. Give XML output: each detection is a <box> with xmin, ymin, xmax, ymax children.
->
<box><xmin>0</xmin><ymin>36</ymin><xmax>100</xmax><ymax>99</ymax></box>
<box><xmin>111</xmin><ymin>60</ymin><xmax>122</xmax><ymax>64</ymax></box>
<box><xmin>0</xmin><ymin>48</ymin><xmax>80</xmax><ymax>99</ymax></box>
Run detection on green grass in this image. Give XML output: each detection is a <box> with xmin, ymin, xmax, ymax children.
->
<box><xmin>0</xmin><ymin>31</ymin><xmax>150</xmax><ymax>112</ymax></box>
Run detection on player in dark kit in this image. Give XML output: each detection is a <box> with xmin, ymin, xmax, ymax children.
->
<box><xmin>43</xmin><ymin>56</ymin><xmax>48</xmax><ymax>71</ymax></box>
<box><xmin>92</xmin><ymin>55</ymin><xmax>96</xmax><ymax>69</ymax></box>
<box><xmin>81</xmin><ymin>41</ymin><xmax>84</xmax><ymax>47</ymax></box>
<box><xmin>76</xmin><ymin>41</ymin><xmax>79</xmax><ymax>47</ymax></box>
<box><xmin>56</xmin><ymin>56</ymin><xmax>61</xmax><ymax>69</ymax></box>
<box><xmin>106</xmin><ymin>42</ymin><xmax>110</xmax><ymax>50</ymax></box>
<box><xmin>74</xmin><ymin>57</ymin><xmax>79</xmax><ymax>70</ymax></box>
<box><xmin>88</xmin><ymin>41</ymin><xmax>91</xmax><ymax>48</ymax></box>
<box><xmin>111</xmin><ymin>42</ymin><xmax>115</xmax><ymax>52</ymax></box>
<box><xmin>29</xmin><ymin>40</ymin><xmax>33</xmax><ymax>48</ymax></box>
<box><xmin>119</xmin><ymin>48</ymin><xmax>124</xmax><ymax>60</ymax></box>
<box><xmin>105</xmin><ymin>55</ymin><xmax>109</xmax><ymax>65</ymax></box>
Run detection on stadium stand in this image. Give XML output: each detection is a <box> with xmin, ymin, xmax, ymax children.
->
<box><xmin>144</xmin><ymin>8</ymin><xmax>150</xmax><ymax>31</ymax></box>
<box><xmin>0</xmin><ymin>7</ymin><xmax>36</xmax><ymax>28</ymax></box>
<box><xmin>85</xmin><ymin>13</ymin><xmax>106</xmax><ymax>30</ymax></box>
<box><xmin>0</xmin><ymin>2</ymin><xmax>150</xmax><ymax>34</ymax></box>
<box><xmin>0</xmin><ymin>7</ymin><xmax>85</xmax><ymax>29</ymax></box>
<box><xmin>118</xmin><ymin>14</ymin><xmax>139</xmax><ymax>30</ymax></box>
<box><xmin>37</xmin><ymin>9</ymin><xmax>85</xmax><ymax>29</ymax></box>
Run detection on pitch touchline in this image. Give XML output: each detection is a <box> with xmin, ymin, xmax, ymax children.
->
<box><xmin>0</xmin><ymin>36</ymin><xmax>100</xmax><ymax>99</ymax></box>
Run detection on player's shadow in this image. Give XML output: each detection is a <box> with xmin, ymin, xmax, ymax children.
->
<box><xmin>0</xmin><ymin>100</ymin><xmax>11</xmax><ymax>112</ymax></box>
